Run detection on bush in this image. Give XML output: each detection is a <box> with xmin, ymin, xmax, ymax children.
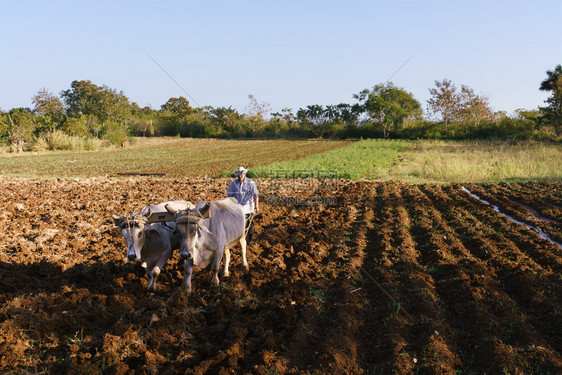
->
<box><xmin>61</xmin><ymin>116</ymin><xmax>89</xmax><ymax>137</ymax></box>
<box><xmin>33</xmin><ymin>130</ymin><xmax>101</xmax><ymax>151</ymax></box>
<box><xmin>102</xmin><ymin>121</ymin><xmax>128</xmax><ymax>146</ymax></box>
<box><xmin>393</xmin><ymin>118</ymin><xmax>545</xmax><ymax>141</ymax></box>
<box><xmin>83</xmin><ymin>136</ymin><xmax>101</xmax><ymax>150</ymax></box>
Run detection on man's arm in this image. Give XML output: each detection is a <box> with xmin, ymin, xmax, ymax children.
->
<box><xmin>251</xmin><ymin>180</ymin><xmax>259</xmax><ymax>211</ymax></box>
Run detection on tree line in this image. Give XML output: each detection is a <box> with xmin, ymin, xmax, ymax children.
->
<box><xmin>1</xmin><ymin>65</ymin><xmax>560</xmax><ymax>152</ymax></box>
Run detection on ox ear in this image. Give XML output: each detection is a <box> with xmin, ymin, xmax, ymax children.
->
<box><xmin>197</xmin><ymin>221</ymin><xmax>212</xmax><ymax>234</ymax></box>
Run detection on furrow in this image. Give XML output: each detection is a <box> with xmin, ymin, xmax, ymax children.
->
<box><xmin>311</xmin><ymin>181</ymin><xmax>377</xmax><ymax>373</ymax></box>
<box><xmin>358</xmin><ymin>182</ymin><xmax>418</xmax><ymax>373</ymax></box>
<box><xmin>397</xmin><ymin>184</ymin><xmax>464</xmax><ymax>373</ymax></box>
<box><xmin>419</xmin><ymin>184</ymin><xmax>560</xmax><ymax>371</ymax></box>
<box><xmin>489</xmin><ymin>183</ymin><xmax>561</xmax><ymax>222</ymax></box>
<box><xmin>431</xmin><ymin>185</ymin><xmax>562</xmax><ymax>370</ymax></box>
<box><xmin>454</xmin><ymin>185</ymin><xmax>561</xmax><ymax>273</ymax></box>
<box><xmin>467</xmin><ymin>184</ymin><xmax>562</xmax><ymax>249</ymax></box>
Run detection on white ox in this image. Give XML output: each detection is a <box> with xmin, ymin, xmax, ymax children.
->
<box><xmin>112</xmin><ymin>200</ymin><xmax>192</xmax><ymax>292</ymax></box>
<box><xmin>165</xmin><ymin>197</ymin><xmax>248</xmax><ymax>294</ymax></box>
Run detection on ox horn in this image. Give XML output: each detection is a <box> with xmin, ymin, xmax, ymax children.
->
<box><xmin>142</xmin><ymin>208</ymin><xmax>152</xmax><ymax>222</ymax></box>
<box><xmin>112</xmin><ymin>214</ymin><xmax>124</xmax><ymax>226</ymax></box>
<box><xmin>197</xmin><ymin>221</ymin><xmax>213</xmax><ymax>234</ymax></box>
<box><xmin>198</xmin><ymin>202</ymin><xmax>211</xmax><ymax>219</ymax></box>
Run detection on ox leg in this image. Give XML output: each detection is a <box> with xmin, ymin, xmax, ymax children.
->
<box><xmin>150</xmin><ymin>266</ymin><xmax>161</xmax><ymax>292</ymax></box>
<box><xmin>182</xmin><ymin>258</ymin><xmax>193</xmax><ymax>294</ymax></box>
<box><xmin>223</xmin><ymin>248</ymin><xmax>231</xmax><ymax>277</ymax></box>
<box><xmin>145</xmin><ymin>260</ymin><xmax>155</xmax><ymax>293</ymax></box>
<box><xmin>240</xmin><ymin>236</ymin><xmax>249</xmax><ymax>271</ymax></box>
<box><xmin>211</xmin><ymin>269</ymin><xmax>220</xmax><ymax>288</ymax></box>
<box><xmin>147</xmin><ymin>270</ymin><xmax>155</xmax><ymax>293</ymax></box>
<box><xmin>211</xmin><ymin>248</ymin><xmax>223</xmax><ymax>288</ymax></box>
<box><xmin>150</xmin><ymin>251</ymin><xmax>169</xmax><ymax>293</ymax></box>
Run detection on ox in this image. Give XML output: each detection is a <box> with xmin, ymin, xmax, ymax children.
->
<box><xmin>112</xmin><ymin>200</ymin><xmax>192</xmax><ymax>292</ymax></box>
<box><xmin>165</xmin><ymin>197</ymin><xmax>248</xmax><ymax>294</ymax></box>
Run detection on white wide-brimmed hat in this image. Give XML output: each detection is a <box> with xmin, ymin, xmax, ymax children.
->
<box><xmin>234</xmin><ymin>166</ymin><xmax>248</xmax><ymax>175</ymax></box>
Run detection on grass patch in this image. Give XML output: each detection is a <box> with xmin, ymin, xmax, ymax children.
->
<box><xmin>33</xmin><ymin>130</ymin><xmax>102</xmax><ymax>151</ymax></box>
<box><xmin>367</xmin><ymin>139</ymin><xmax>562</xmax><ymax>183</ymax></box>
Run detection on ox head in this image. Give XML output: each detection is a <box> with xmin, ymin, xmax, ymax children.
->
<box><xmin>165</xmin><ymin>202</ymin><xmax>211</xmax><ymax>261</ymax></box>
<box><xmin>112</xmin><ymin>213</ymin><xmax>149</xmax><ymax>261</ymax></box>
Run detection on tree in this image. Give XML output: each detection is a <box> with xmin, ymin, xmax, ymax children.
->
<box><xmin>297</xmin><ymin>105</ymin><xmax>331</xmax><ymax>138</ymax></box>
<box><xmin>296</xmin><ymin>104</ymin><xmax>357</xmax><ymax>138</ymax></box>
<box><xmin>0</xmin><ymin>111</ymin><xmax>8</xmax><ymax>137</ymax></box>
<box><xmin>245</xmin><ymin>95</ymin><xmax>270</xmax><ymax>118</ymax></box>
<box><xmin>245</xmin><ymin>95</ymin><xmax>271</xmax><ymax>137</ymax></box>
<box><xmin>7</xmin><ymin>108</ymin><xmax>36</xmax><ymax>152</ymax></box>
<box><xmin>60</xmin><ymin>80</ymin><xmax>131</xmax><ymax>136</ymax></box>
<box><xmin>540</xmin><ymin>64</ymin><xmax>562</xmax><ymax>92</ymax></box>
<box><xmin>355</xmin><ymin>82</ymin><xmax>422</xmax><ymax>138</ymax></box>
<box><xmin>269</xmin><ymin>108</ymin><xmax>298</xmax><ymax>137</ymax></box>
<box><xmin>32</xmin><ymin>88</ymin><xmax>65</xmax><ymax>118</ymax></box>
<box><xmin>457</xmin><ymin>85</ymin><xmax>493</xmax><ymax>124</ymax></box>
<box><xmin>326</xmin><ymin>103</ymin><xmax>362</xmax><ymax>126</ymax></box>
<box><xmin>208</xmin><ymin>107</ymin><xmax>242</xmax><ymax>136</ymax></box>
<box><xmin>427</xmin><ymin>79</ymin><xmax>459</xmax><ymax>124</ymax></box>
<box><xmin>61</xmin><ymin>80</ymin><xmax>101</xmax><ymax>119</ymax></box>
<box><xmin>32</xmin><ymin>88</ymin><xmax>65</xmax><ymax>133</ymax></box>
<box><xmin>271</xmin><ymin>108</ymin><xmax>296</xmax><ymax>125</ymax></box>
<box><xmin>539</xmin><ymin>64</ymin><xmax>562</xmax><ymax>133</ymax></box>
<box><xmin>160</xmin><ymin>96</ymin><xmax>193</xmax><ymax>117</ymax></box>
<box><xmin>514</xmin><ymin>108</ymin><xmax>541</xmax><ymax>121</ymax></box>
<box><xmin>129</xmin><ymin>118</ymin><xmax>155</xmax><ymax>137</ymax></box>
<box><xmin>100</xmin><ymin>87</ymin><xmax>131</xmax><ymax>122</ymax></box>
<box><xmin>427</xmin><ymin>79</ymin><xmax>493</xmax><ymax>125</ymax></box>
<box><xmin>61</xmin><ymin>116</ymin><xmax>88</xmax><ymax>137</ymax></box>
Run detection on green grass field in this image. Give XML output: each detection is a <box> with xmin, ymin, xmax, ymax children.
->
<box><xmin>1</xmin><ymin>138</ymin><xmax>560</xmax><ymax>183</ymax></box>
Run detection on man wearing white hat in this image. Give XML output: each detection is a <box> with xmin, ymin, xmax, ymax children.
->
<box><xmin>227</xmin><ymin>166</ymin><xmax>259</xmax><ymax>244</ymax></box>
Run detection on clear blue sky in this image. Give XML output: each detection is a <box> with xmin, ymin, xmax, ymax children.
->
<box><xmin>1</xmin><ymin>0</ymin><xmax>561</xmax><ymax>116</ymax></box>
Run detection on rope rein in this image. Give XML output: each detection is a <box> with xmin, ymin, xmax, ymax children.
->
<box><xmin>244</xmin><ymin>213</ymin><xmax>255</xmax><ymax>238</ymax></box>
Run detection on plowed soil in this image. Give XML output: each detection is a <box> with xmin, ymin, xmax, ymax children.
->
<box><xmin>0</xmin><ymin>177</ymin><xmax>561</xmax><ymax>374</ymax></box>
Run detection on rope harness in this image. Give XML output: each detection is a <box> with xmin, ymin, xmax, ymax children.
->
<box><xmin>119</xmin><ymin>214</ymin><xmax>146</xmax><ymax>233</ymax></box>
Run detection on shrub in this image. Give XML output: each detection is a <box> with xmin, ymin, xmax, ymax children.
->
<box><xmin>33</xmin><ymin>130</ymin><xmax>101</xmax><ymax>151</ymax></box>
<box><xmin>61</xmin><ymin>116</ymin><xmax>89</xmax><ymax>137</ymax></box>
<box><xmin>102</xmin><ymin>121</ymin><xmax>128</xmax><ymax>146</ymax></box>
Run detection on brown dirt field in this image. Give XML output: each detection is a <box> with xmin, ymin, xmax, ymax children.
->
<box><xmin>0</xmin><ymin>177</ymin><xmax>561</xmax><ymax>374</ymax></box>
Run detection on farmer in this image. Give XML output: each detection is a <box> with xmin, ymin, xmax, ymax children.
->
<box><xmin>226</xmin><ymin>166</ymin><xmax>259</xmax><ymax>244</ymax></box>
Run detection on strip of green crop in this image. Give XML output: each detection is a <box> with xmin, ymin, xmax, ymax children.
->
<box><xmin>248</xmin><ymin>139</ymin><xmax>407</xmax><ymax>179</ymax></box>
